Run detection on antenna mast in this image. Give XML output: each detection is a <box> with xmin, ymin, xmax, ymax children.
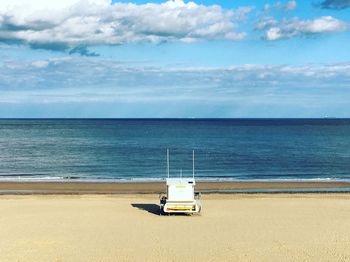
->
<box><xmin>192</xmin><ymin>150</ymin><xmax>195</xmax><ymax>179</ymax></box>
<box><xmin>167</xmin><ymin>149</ymin><xmax>170</xmax><ymax>178</ymax></box>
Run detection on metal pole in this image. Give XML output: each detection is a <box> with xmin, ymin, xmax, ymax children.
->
<box><xmin>167</xmin><ymin>149</ymin><xmax>170</xmax><ymax>178</ymax></box>
<box><xmin>192</xmin><ymin>150</ymin><xmax>195</xmax><ymax>179</ymax></box>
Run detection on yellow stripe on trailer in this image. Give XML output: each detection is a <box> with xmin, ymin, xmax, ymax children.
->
<box><xmin>167</xmin><ymin>207</ymin><xmax>192</xmax><ymax>211</ymax></box>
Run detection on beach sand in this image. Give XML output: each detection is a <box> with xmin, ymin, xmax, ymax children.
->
<box><xmin>0</xmin><ymin>193</ymin><xmax>350</xmax><ymax>261</ymax></box>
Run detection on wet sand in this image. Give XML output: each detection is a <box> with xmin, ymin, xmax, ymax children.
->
<box><xmin>0</xmin><ymin>193</ymin><xmax>349</xmax><ymax>261</ymax></box>
<box><xmin>0</xmin><ymin>181</ymin><xmax>350</xmax><ymax>194</ymax></box>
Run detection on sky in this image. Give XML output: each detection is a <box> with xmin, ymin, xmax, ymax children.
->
<box><xmin>0</xmin><ymin>0</ymin><xmax>350</xmax><ymax>118</ymax></box>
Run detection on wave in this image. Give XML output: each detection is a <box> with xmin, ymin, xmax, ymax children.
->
<box><xmin>0</xmin><ymin>175</ymin><xmax>350</xmax><ymax>183</ymax></box>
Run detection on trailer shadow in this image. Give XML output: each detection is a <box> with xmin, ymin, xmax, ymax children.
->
<box><xmin>131</xmin><ymin>203</ymin><xmax>160</xmax><ymax>215</ymax></box>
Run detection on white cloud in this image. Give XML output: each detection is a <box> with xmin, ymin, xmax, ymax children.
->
<box><xmin>31</xmin><ymin>60</ymin><xmax>49</xmax><ymax>68</ymax></box>
<box><xmin>265</xmin><ymin>16</ymin><xmax>349</xmax><ymax>40</ymax></box>
<box><xmin>255</xmin><ymin>16</ymin><xmax>277</xmax><ymax>30</ymax></box>
<box><xmin>263</xmin><ymin>1</ymin><xmax>297</xmax><ymax>11</ymax></box>
<box><xmin>0</xmin><ymin>0</ymin><xmax>251</xmax><ymax>51</ymax></box>
<box><xmin>285</xmin><ymin>1</ymin><xmax>297</xmax><ymax>10</ymax></box>
<box><xmin>266</xmin><ymin>27</ymin><xmax>282</xmax><ymax>40</ymax></box>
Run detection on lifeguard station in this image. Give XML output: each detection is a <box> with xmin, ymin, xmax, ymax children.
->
<box><xmin>159</xmin><ymin>150</ymin><xmax>201</xmax><ymax>215</ymax></box>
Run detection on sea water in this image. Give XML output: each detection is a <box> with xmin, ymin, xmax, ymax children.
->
<box><xmin>0</xmin><ymin>119</ymin><xmax>350</xmax><ymax>182</ymax></box>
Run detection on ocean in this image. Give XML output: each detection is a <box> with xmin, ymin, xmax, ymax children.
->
<box><xmin>0</xmin><ymin>119</ymin><xmax>350</xmax><ymax>182</ymax></box>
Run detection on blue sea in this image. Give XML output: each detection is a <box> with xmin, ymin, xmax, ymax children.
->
<box><xmin>0</xmin><ymin>119</ymin><xmax>350</xmax><ymax>182</ymax></box>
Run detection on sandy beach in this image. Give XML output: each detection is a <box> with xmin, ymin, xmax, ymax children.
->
<box><xmin>1</xmin><ymin>193</ymin><xmax>349</xmax><ymax>261</ymax></box>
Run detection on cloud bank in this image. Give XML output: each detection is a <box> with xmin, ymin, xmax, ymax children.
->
<box><xmin>1</xmin><ymin>57</ymin><xmax>350</xmax><ymax>117</ymax></box>
<box><xmin>1</xmin><ymin>57</ymin><xmax>350</xmax><ymax>102</ymax></box>
<box><xmin>0</xmin><ymin>0</ymin><xmax>251</xmax><ymax>52</ymax></box>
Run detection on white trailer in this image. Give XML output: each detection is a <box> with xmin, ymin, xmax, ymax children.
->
<box><xmin>160</xmin><ymin>150</ymin><xmax>201</xmax><ymax>215</ymax></box>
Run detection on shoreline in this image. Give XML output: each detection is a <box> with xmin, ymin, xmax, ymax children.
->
<box><xmin>1</xmin><ymin>181</ymin><xmax>350</xmax><ymax>194</ymax></box>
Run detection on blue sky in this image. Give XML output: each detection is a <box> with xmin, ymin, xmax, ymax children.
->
<box><xmin>0</xmin><ymin>0</ymin><xmax>350</xmax><ymax>117</ymax></box>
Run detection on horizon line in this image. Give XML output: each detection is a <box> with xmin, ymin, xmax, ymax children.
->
<box><xmin>0</xmin><ymin>117</ymin><xmax>348</xmax><ymax>120</ymax></box>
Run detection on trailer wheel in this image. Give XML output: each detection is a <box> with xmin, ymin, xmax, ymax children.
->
<box><xmin>159</xmin><ymin>206</ymin><xmax>165</xmax><ymax>216</ymax></box>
